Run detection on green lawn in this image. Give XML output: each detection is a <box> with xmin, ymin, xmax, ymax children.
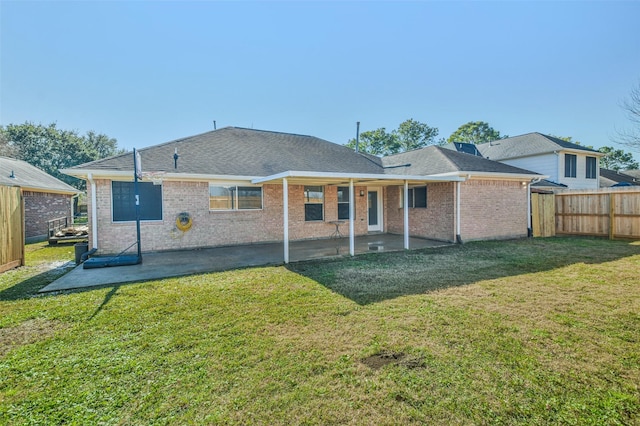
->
<box><xmin>1</xmin><ymin>238</ymin><xmax>639</xmax><ymax>425</ymax></box>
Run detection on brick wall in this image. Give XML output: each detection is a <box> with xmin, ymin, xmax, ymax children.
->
<box><xmin>92</xmin><ymin>180</ymin><xmax>370</xmax><ymax>254</ymax></box>
<box><xmin>23</xmin><ymin>191</ymin><xmax>72</xmax><ymax>239</ymax></box>
<box><xmin>385</xmin><ymin>183</ymin><xmax>456</xmax><ymax>242</ymax></box>
<box><xmin>459</xmin><ymin>179</ymin><xmax>528</xmax><ymax>241</ymax></box>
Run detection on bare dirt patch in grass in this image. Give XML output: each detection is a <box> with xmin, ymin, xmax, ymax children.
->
<box><xmin>361</xmin><ymin>351</ymin><xmax>425</xmax><ymax>370</ymax></box>
<box><xmin>0</xmin><ymin>318</ymin><xmax>66</xmax><ymax>357</ymax></box>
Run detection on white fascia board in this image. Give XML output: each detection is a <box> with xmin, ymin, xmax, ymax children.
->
<box><xmin>431</xmin><ymin>171</ymin><xmax>550</xmax><ymax>181</ymax></box>
<box><xmin>251</xmin><ymin>170</ymin><xmax>465</xmax><ymax>184</ymax></box>
<box><xmin>60</xmin><ymin>169</ymin><xmax>260</xmax><ymax>182</ymax></box>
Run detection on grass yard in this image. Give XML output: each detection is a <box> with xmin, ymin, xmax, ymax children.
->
<box><xmin>0</xmin><ymin>238</ymin><xmax>639</xmax><ymax>425</ymax></box>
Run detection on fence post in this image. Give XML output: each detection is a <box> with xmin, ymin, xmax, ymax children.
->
<box><xmin>609</xmin><ymin>192</ymin><xmax>615</xmax><ymax>240</ymax></box>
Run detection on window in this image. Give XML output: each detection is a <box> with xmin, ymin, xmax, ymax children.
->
<box><xmin>209</xmin><ymin>185</ymin><xmax>262</xmax><ymax>210</ymax></box>
<box><xmin>586</xmin><ymin>156</ymin><xmax>597</xmax><ymax>179</ymax></box>
<box><xmin>337</xmin><ymin>186</ymin><xmax>350</xmax><ymax>220</ymax></box>
<box><xmin>400</xmin><ymin>186</ymin><xmax>427</xmax><ymax>208</ymax></box>
<box><xmin>304</xmin><ymin>186</ymin><xmax>324</xmax><ymax>221</ymax></box>
<box><xmin>564</xmin><ymin>154</ymin><xmax>577</xmax><ymax>178</ymax></box>
<box><xmin>112</xmin><ymin>181</ymin><xmax>163</xmax><ymax>222</ymax></box>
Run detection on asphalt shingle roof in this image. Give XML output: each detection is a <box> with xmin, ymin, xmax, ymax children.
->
<box><xmin>69</xmin><ymin>127</ymin><xmax>539</xmax><ymax>179</ymax></box>
<box><xmin>381</xmin><ymin>146</ymin><xmax>540</xmax><ymax>176</ymax></box>
<box><xmin>0</xmin><ymin>156</ymin><xmax>79</xmax><ymax>193</ymax></box>
<box><xmin>599</xmin><ymin>168</ymin><xmax>639</xmax><ymax>187</ymax></box>
<box><xmin>72</xmin><ymin>127</ymin><xmax>384</xmax><ymax>176</ymax></box>
<box><xmin>477</xmin><ymin>132</ymin><xmax>600</xmax><ymax>161</ymax></box>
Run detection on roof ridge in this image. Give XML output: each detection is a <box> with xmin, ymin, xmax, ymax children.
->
<box><xmin>229</xmin><ymin>127</ymin><xmax>316</xmax><ymax>139</ymax></box>
<box><xmin>431</xmin><ymin>146</ymin><xmax>466</xmax><ymax>171</ymax></box>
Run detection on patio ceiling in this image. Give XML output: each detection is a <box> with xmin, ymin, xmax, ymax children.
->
<box><xmin>251</xmin><ymin>170</ymin><xmax>466</xmax><ymax>186</ymax></box>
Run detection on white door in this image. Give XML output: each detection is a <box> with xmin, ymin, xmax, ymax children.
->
<box><xmin>367</xmin><ymin>188</ymin><xmax>383</xmax><ymax>232</ymax></box>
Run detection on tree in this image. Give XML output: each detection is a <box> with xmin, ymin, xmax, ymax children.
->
<box><xmin>346</xmin><ymin>118</ymin><xmax>440</xmax><ymax>155</ymax></box>
<box><xmin>615</xmin><ymin>79</ymin><xmax>640</xmax><ymax>152</ymax></box>
<box><xmin>0</xmin><ymin>122</ymin><xmax>124</xmax><ymax>189</ymax></box>
<box><xmin>447</xmin><ymin>121</ymin><xmax>505</xmax><ymax>144</ymax></box>
<box><xmin>395</xmin><ymin>118</ymin><xmax>440</xmax><ymax>152</ymax></box>
<box><xmin>345</xmin><ymin>128</ymin><xmax>398</xmax><ymax>156</ymax></box>
<box><xmin>598</xmin><ymin>146</ymin><xmax>639</xmax><ymax>171</ymax></box>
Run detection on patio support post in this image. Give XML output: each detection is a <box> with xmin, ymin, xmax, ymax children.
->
<box><xmin>403</xmin><ymin>180</ymin><xmax>409</xmax><ymax>250</ymax></box>
<box><xmin>456</xmin><ymin>181</ymin><xmax>462</xmax><ymax>244</ymax></box>
<box><xmin>283</xmin><ymin>177</ymin><xmax>289</xmax><ymax>263</ymax></box>
<box><xmin>527</xmin><ymin>181</ymin><xmax>532</xmax><ymax>237</ymax></box>
<box><xmin>349</xmin><ymin>178</ymin><xmax>355</xmax><ymax>256</ymax></box>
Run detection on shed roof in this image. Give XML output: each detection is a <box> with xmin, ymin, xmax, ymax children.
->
<box><xmin>0</xmin><ymin>156</ymin><xmax>79</xmax><ymax>194</ymax></box>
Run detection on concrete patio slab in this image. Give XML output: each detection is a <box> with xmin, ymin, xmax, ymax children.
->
<box><xmin>40</xmin><ymin>234</ymin><xmax>450</xmax><ymax>293</ymax></box>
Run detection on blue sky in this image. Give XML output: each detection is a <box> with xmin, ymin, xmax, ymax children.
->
<box><xmin>1</xmin><ymin>1</ymin><xmax>639</xmax><ymax>156</ymax></box>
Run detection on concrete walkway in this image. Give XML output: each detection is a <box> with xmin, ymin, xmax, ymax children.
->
<box><xmin>40</xmin><ymin>234</ymin><xmax>450</xmax><ymax>292</ymax></box>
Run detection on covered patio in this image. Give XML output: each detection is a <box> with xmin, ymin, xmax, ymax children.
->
<box><xmin>40</xmin><ymin>234</ymin><xmax>451</xmax><ymax>292</ymax></box>
<box><xmin>252</xmin><ymin>171</ymin><xmax>465</xmax><ymax>263</ymax></box>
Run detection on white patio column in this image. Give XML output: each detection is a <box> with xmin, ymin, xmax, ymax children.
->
<box><xmin>527</xmin><ymin>181</ymin><xmax>532</xmax><ymax>237</ymax></box>
<box><xmin>456</xmin><ymin>181</ymin><xmax>461</xmax><ymax>243</ymax></box>
<box><xmin>404</xmin><ymin>180</ymin><xmax>409</xmax><ymax>250</ymax></box>
<box><xmin>283</xmin><ymin>177</ymin><xmax>289</xmax><ymax>264</ymax></box>
<box><xmin>349</xmin><ymin>178</ymin><xmax>355</xmax><ymax>256</ymax></box>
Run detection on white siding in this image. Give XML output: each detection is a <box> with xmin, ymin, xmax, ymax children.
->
<box><xmin>501</xmin><ymin>153</ymin><xmax>559</xmax><ymax>182</ymax></box>
<box><xmin>499</xmin><ymin>151</ymin><xmax>599</xmax><ymax>189</ymax></box>
<box><xmin>558</xmin><ymin>152</ymin><xmax>599</xmax><ymax>189</ymax></box>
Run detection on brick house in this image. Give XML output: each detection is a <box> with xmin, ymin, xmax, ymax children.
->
<box><xmin>0</xmin><ymin>156</ymin><xmax>80</xmax><ymax>242</ymax></box>
<box><xmin>62</xmin><ymin>127</ymin><xmax>543</xmax><ymax>262</ymax></box>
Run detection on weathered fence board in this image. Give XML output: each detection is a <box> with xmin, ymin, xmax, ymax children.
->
<box><xmin>0</xmin><ymin>185</ymin><xmax>25</xmax><ymax>273</ymax></box>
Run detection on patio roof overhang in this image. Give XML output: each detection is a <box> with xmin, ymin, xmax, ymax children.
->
<box><xmin>251</xmin><ymin>170</ymin><xmax>467</xmax><ymax>186</ymax></box>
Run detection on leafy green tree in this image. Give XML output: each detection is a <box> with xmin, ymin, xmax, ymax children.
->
<box><xmin>0</xmin><ymin>122</ymin><xmax>124</xmax><ymax>189</ymax></box>
<box><xmin>395</xmin><ymin>118</ymin><xmax>440</xmax><ymax>152</ymax></box>
<box><xmin>345</xmin><ymin>128</ymin><xmax>398</xmax><ymax>156</ymax></box>
<box><xmin>347</xmin><ymin>119</ymin><xmax>440</xmax><ymax>155</ymax></box>
<box><xmin>598</xmin><ymin>146</ymin><xmax>639</xmax><ymax>171</ymax></box>
<box><xmin>447</xmin><ymin>121</ymin><xmax>505</xmax><ymax>144</ymax></box>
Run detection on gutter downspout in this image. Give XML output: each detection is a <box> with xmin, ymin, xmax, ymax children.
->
<box><xmin>456</xmin><ymin>181</ymin><xmax>462</xmax><ymax>244</ymax></box>
<box><xmin>87</xmin><ymin>173</ymin><xmax>98</xmax><ymax>249</ymax></box>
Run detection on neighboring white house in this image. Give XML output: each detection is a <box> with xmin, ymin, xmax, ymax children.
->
<box><xmin>476</xmin><ymin>133</ymin><xmax>604</xmax><ymax>190</ymax></box>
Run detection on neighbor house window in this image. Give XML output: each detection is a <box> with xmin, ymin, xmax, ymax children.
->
<box><xmin>564</xmin><ymin>154</ymin><xmax>577</xmax><ymax>178</ymax></box>
<box><xmin>337</xmin><ymin>186</ymin><xmax>350</xmax><ymax>220</ymax></box>
<box><xmin>304</xmin><ymin>186</ymin><xmax>324</xmax><ymax>221</ymax></box>
<box><xmin>400</xmin><ymin>186</ymin><xmax>427</xmax><ymax>208</ymax></box>
<box><xmin>112</xmin><ymin>181</ymin><xmax>163</xmax><ymax>222</ymax></box>
<box><xmin>586</xmin><ymin>156</ymin><xmax>597</xmax><ymax>179</ymax></box>
<box><xmin>209</xmin><ymin>185</ymin><xmax>262</xmax><ymax>210</ymax></box>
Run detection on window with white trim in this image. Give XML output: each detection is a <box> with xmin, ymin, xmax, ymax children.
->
<box><xmin>209</xmin><ymin>185</ymin><xmax>263</xmax><ymax>210</ymax></box>
<box><xmin>304</xmin><ymin>186</ymin><xmax>324</xmax><ymax>221</ymax></box>
<box><xmin>586</xmin><ymin>156</ymin><xmax>597</xmax><ymax>179</ymax></box>
<box><xmin>565</xmin><ymin>154</ymin><xmax>577</xmax><ymax>178</ymax></box>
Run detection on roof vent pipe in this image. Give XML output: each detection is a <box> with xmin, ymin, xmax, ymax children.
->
<box><xmin>213</xmin><ymin>120</ymin><xmax>217</xmax><ymax>130</ymax></box>
<box><xmin>174</xmin><ymin>148</ymin><xmax>179</xmax><ymax>169</ymax></box>
<box><xmin>355</xmin><ymin>121</ymin><xmax>360</xmax><ymax>153</ymax></box>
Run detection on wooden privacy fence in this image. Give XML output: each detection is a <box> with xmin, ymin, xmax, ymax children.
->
<box><xmin>1</xmin><ymin>185</ymin><xmax>25</xmax><ymax>273</ymax></box>
<box><xmin>531</xmin><ymin>193</ymin><xmax>556</xmax><ymax>237</ymax></box>
<box><xmin>555</xmin><ymin>188</ymin><xmax>640</xmax><ymax>239</ymax></box>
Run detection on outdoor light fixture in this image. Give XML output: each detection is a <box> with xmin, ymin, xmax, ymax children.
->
<box><xmin>360</xmin><ymin>190</ymin><xmax>365</xmax><ymax>196</ymax></box>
